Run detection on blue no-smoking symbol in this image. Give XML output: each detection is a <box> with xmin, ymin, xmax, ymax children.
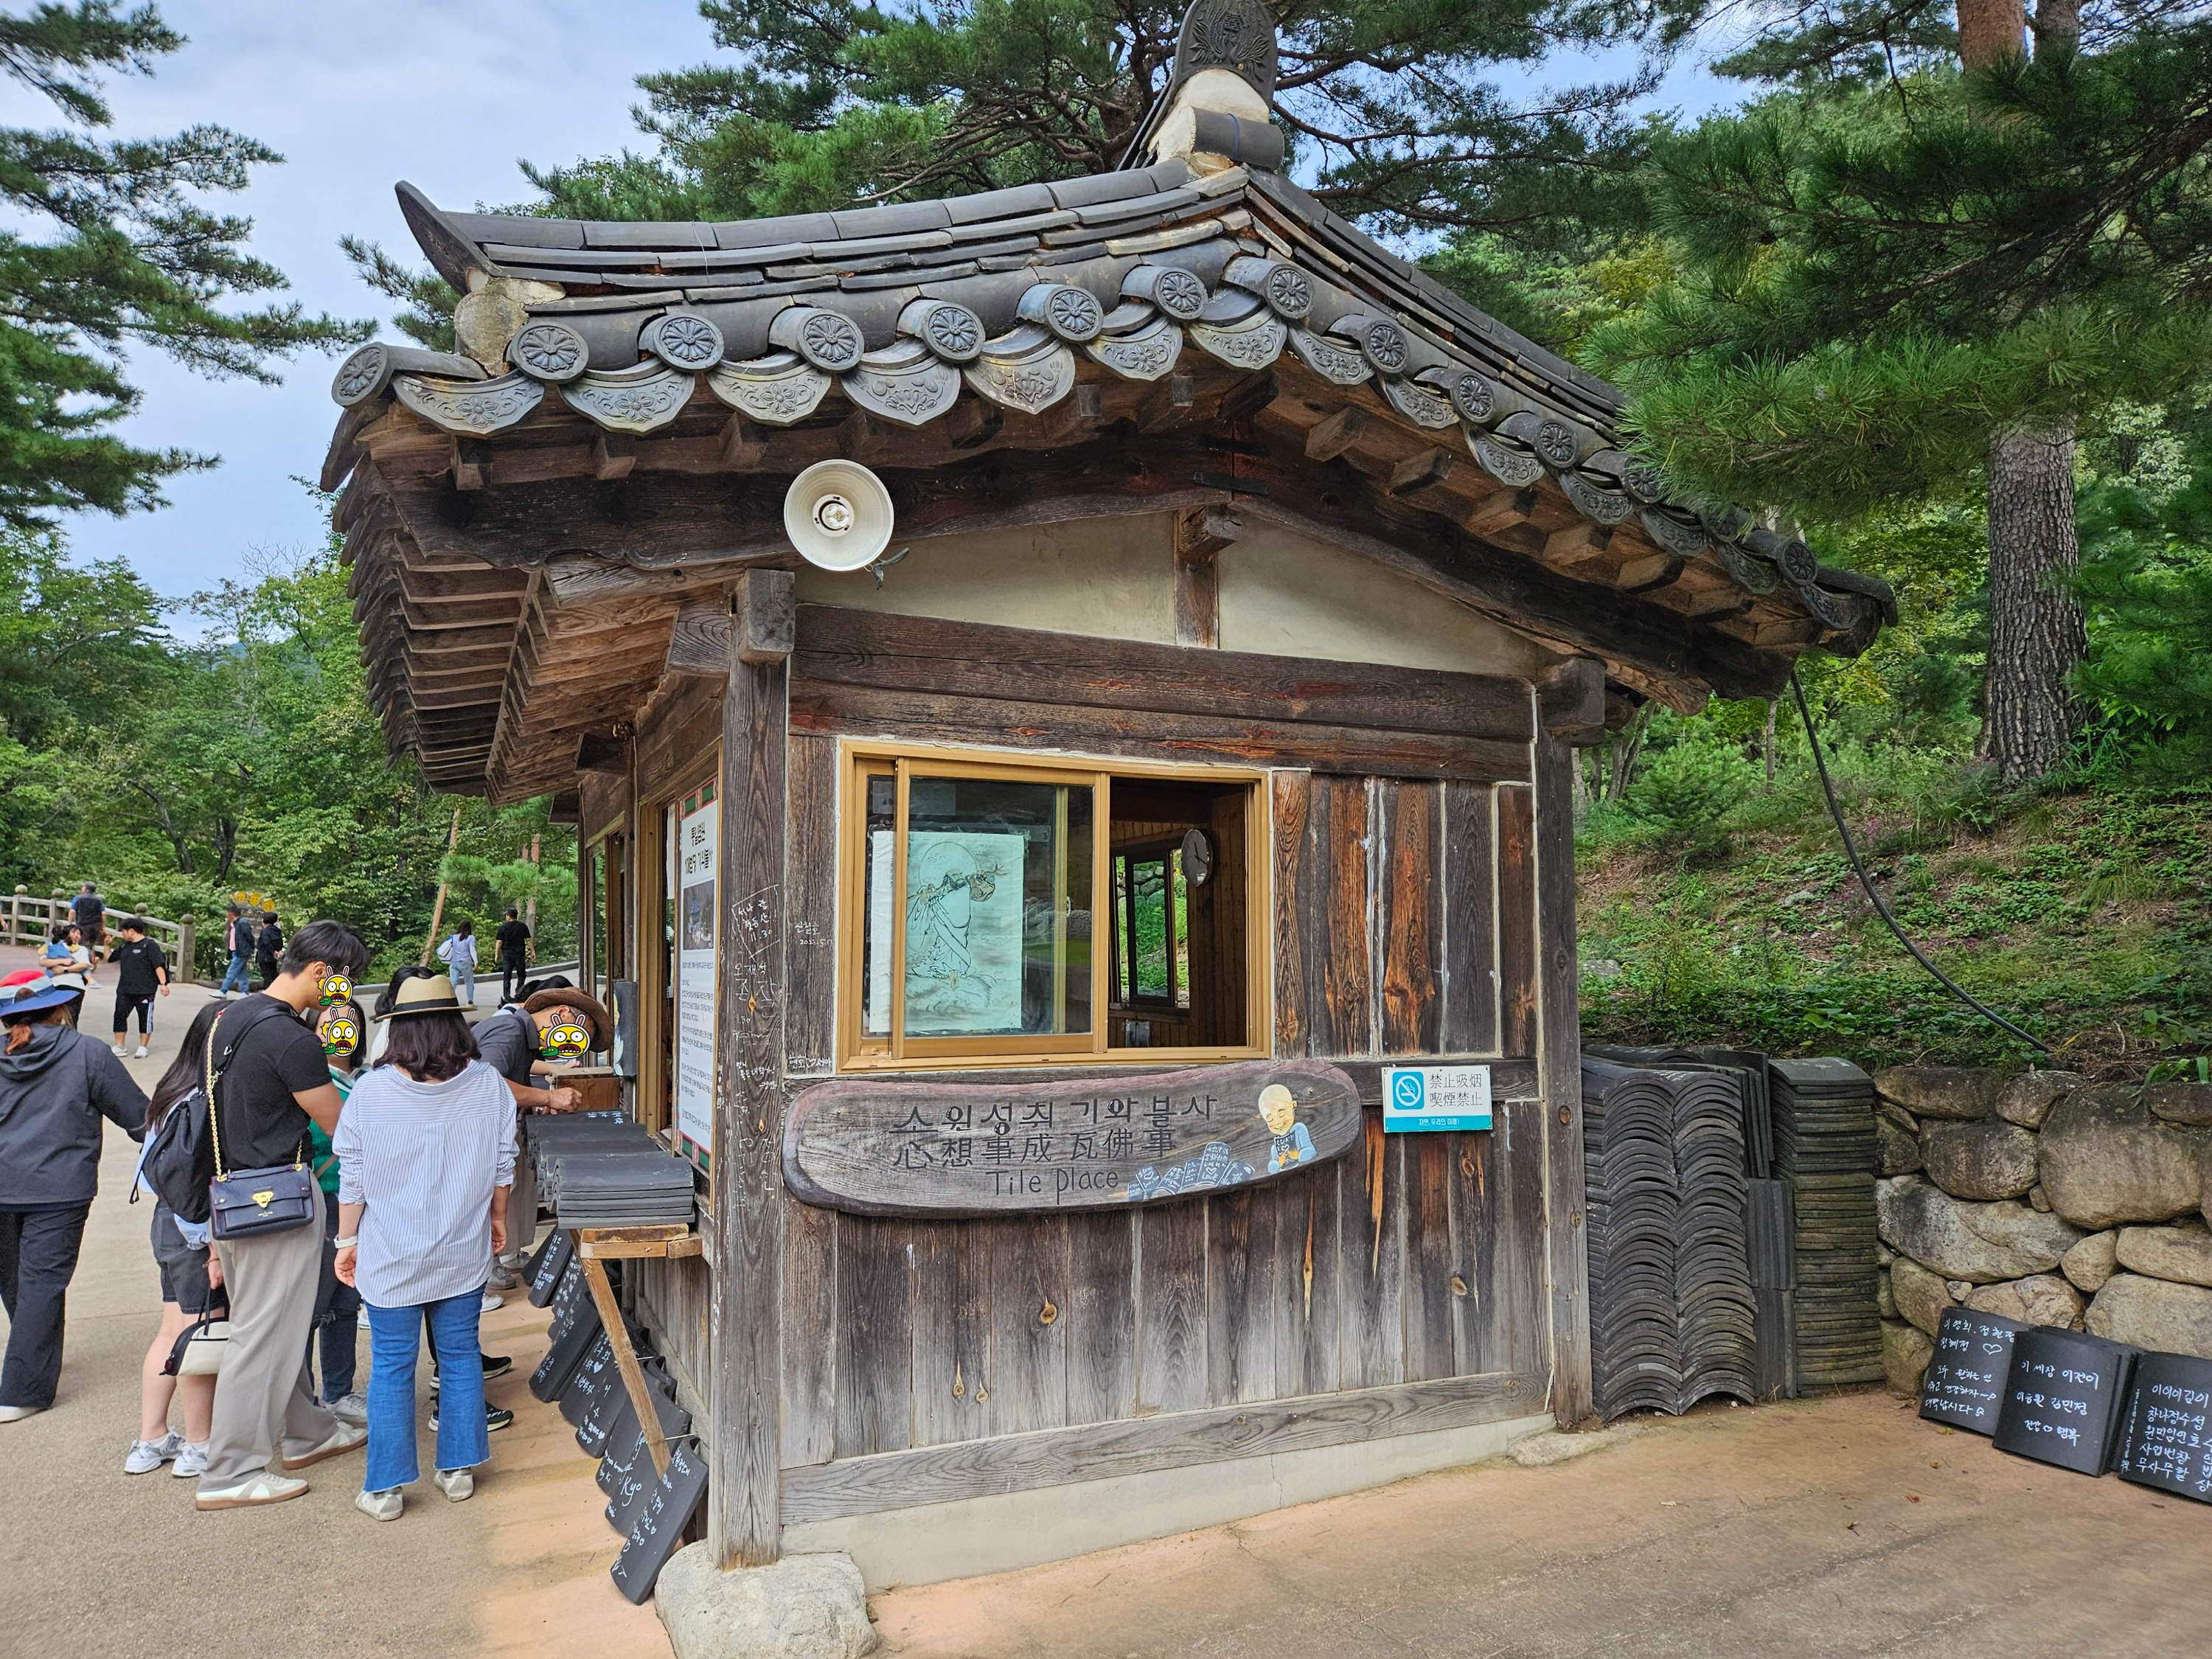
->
<box><xmin>1391</xmin><ymin>1072</ymin><xmax>1426</xmax><ymax>1110</ymax></box>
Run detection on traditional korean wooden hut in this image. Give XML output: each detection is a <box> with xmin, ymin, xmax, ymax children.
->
<box><xmin>324</xmin><ymin>0</ymin><xmax>1890</xmax><ymax>1588</ymax></box>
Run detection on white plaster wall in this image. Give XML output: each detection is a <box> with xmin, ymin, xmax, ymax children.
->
<box><xmin>793</xmin><ymin>510</ymin><xmax>1559</xmax><ymax>678</ymax></box>
<box><xmin>1217</xmin><ymin>521</ymin><xmax>1562</xmax><ymax>678</ymax></box>
<box><xmin>792</xmin><ymin>513</ymin><xmax>1178</xmax><ymax>643</ymax></box>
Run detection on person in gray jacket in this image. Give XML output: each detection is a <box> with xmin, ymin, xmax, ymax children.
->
<box><xmin>0</xmin><ymin>978</ymin><xmax>149</xmax><ymax>1421</ymax></box>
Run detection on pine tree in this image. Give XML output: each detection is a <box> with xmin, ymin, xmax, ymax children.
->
<box><xmin>515</xmin><ymin>0</ymin><xmax>1702</xmax><ymax>233</ymax></box>
<box><xmin>1589</xmin><ymin>2</ymin><xmax>2212</xmax><ymax>781</ymax></box>
<box><xmin>0</xmin><ymin>4</ymin><xmax>366</xmax><ymax>529</ymax></box>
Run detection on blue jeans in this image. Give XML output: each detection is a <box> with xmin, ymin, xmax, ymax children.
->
<box><xmin>363</xmin><ymin>1291</ymin><xmax>487</xmax><ymax>1491</ymax></box>
<box><xmin>451</xmin><ymin>961</ymin><xmax>475</xmax><ymax>1005</ymax></box>
<box><xmin>219</xmin><ymin>953</ymin><xmax>251</xmax><ymax>993</ymax></box>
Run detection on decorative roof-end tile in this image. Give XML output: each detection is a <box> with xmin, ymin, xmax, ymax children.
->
<box><xmin>964</xmin><ymin>332</ymin><xmax>1077</xmax><ymax>414</ymax></box>
<box><xmin>640</xmin><ymin>310</ymin><xmax>727</xmax><ymax>372</ymax></box>
<box><xmin>1711</xmin><ymin>539</ymin><xmax>1780</xmax><ymax>595</ymax></box>
<box><xmin>1328</xmin><ymin>313</ymin><xmax>1410</xmax><ymax>376</ymax></box>
<box><xmin>332</xmin><ymin>343</ymin><xmax>485</xmax><ymax>407</ymax></box>
<box><xmin>1814</xmin><ymin>563</ymin><xmax>1899</xmax><ymax>625</ymax></box>
<box><xmin>768</xmin><ymin>306</ymin><xmax>867</xmax><ymax>372</ymax></box>
<box><xmin>1086</xmin><ymin>313</ymin><xmax>1185</xmax><ymax>382</ymax></box>
<box><xmin>1189</xmin><ymin>307</ymin><xmax>1285</xmax><ymax>372</ymax></box>
<box><xmin>1468</xmin><ymin>432</ymin><xmax>1545</xmax><ymax>489</ymax></box>
<box><xmin>844</xmin><ymin>340</ymin><xmax>961</xmax><ymax>427</ymax></box>
<box><xmin>1285</xmin><ymin>326</ymin><xmax>1371</xmax><ymax>385</ymax></box>
<box><xmin>898</xmin><ymin>297</ymin><xmax>987</xmax><ymax>363</ymax></box>
<box><xmin>1786</xmin><ymin>574</ymin><xmax>1857</xmax><ymax>631</ymax></box>
<box><xmin>1228</xmin><ymin>256</ymin><xmax>1313</xmax><ymax>321</ymax></box>
<box><xmin>560</xmin><ymin>362</ymin><xmax>698</xmax><ymax>434</ymax></box>
<box><xmin>1558</xmin><ymin>469</ymin><xmax>1635</xmax><ymax>527</ymax></box>
<box><xmin>705</xmin><ymin>352</ymin><xmax>832</xmax><ymax>427</ymax></box>
<box><xmin>393</xmin><ymin>372</ymin><xmax>543</xmax><ymax>437</ymax></box>
<box><xmin>507</xmin><ymin>321</ymin><xmax>591</xmax><ymax>383</ymax></box>
<box><xmin>1621</xmin><ymin>459</ymin><xmax>1667</xmax><ymax>504</ymax></box>
<box><xmin>1380</xmin><ymin>375</ymin><xmax>1456</xmax><ymax>430</ymax></box>
<box><xmin>1638</xmin><ymin>507</ymin><xmax>1710</xmax><ymax>560</ymax></box>
<box><xmin>1017</xmin><ymin>282</ymin><xmax>1105</xmax><ymax>343</ymax></box>
<box><xmin>1121</xmin><ymin>262</ymin><xmax>1208</xmax><ymax>320</ymax></box>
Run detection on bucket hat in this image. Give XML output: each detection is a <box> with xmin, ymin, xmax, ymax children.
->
<box><xmin>375</xmin><ymin>973</ymin><xmax>465</xmax><ymax>1020</ymax></box>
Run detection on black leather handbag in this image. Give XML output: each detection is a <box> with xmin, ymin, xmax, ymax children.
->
<box><xmin>205</xmin><ymin>1004</ymin><xmax>319</xmax><ymax>1242</ymax></box>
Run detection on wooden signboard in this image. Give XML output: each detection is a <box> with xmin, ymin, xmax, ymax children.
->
<box><xmin>783</xmin><ymin>1059</ymin><xmax>1362</xmax><ymax>1217</ymax></box>
<box><xmin>2115</xmin><ymin>1352</ymin><xmax>2212</xmax><ymax>1502</ymax></box>
<box><xmin>1991</xmin><ymin>1326</ymin><xmax>2139</xmax><ymax>1476</ymax></box>
<box><xmin>1919</xmin><ymin>1307</ymin><xmax>2028</xmax><ymax>1435</ymax></box>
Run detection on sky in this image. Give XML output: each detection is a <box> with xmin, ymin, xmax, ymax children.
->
<box><xmin>38</xmin><ymin>2</ymin><xmax>1746</xmax><ymax>615</ymax></box>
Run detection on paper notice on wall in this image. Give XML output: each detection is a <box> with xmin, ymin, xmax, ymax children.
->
<box><xmin>674</xmin><ymin>785</ymin><xmax>717</xmax><ymax>1170</ymax></box>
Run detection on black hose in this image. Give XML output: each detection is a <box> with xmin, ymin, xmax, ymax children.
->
<box><xmin>1788</xmin><ymin>669</ymin><xmax>2051</xmax><ymax>1054</ymax></box>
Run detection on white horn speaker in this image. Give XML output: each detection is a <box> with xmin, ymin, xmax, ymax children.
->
<box><xmin>784</xmin><ymin>459</ymin><xmax>894</xmax><ymax>572</ymax></box>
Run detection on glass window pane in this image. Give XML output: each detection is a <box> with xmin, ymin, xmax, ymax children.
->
<box><xmin>861</xmin><ymin>773</ymin><xmax>895</xmax><ymax>1036</ymax></box>
<box><xmin>902</xmin><ymin>773</ymin><xmax>1092</xmax><ymax>1039</ymax></box>
<box><xmin>1130</xmin><ymin>857</ymin><xmax>1169</xmax><ymax>1001</ymax></box>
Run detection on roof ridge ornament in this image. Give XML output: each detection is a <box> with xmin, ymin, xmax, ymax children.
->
<box><xmin>1172</xmin><ymin>0</ymin><xmax>1278</xmax><ymax>102</ymax></box>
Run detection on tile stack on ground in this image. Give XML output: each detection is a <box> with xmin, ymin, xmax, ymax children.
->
<box><xmin>1582</xmin><ymin>1057</ymin><xmax>1758</xmax><ymax>1422</ymax></box>
<box><xmin>1874</xmin><ymin>1068</ymin><xmax>2212</xmax><ymax>1394</ymax></box>
<box><xmin>1770</xmin><ymin>1058</ymin><xmax>1885</xmax><ymax>1390</ymax></box>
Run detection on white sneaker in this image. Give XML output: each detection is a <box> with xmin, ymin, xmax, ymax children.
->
<box><xmin>0</xmin><ymin>1404</ymin><xmax>43</xmax><ymax>1424</ymax></box>
<box><xmin>481</xmin><ymin>1291</ymin><xmax>504</xmax><ymax>1312</ymax></box>
<box><xmin>133</xmin><ymin>1044</ymin><xmax>149</xmax><ymax>1058</ymax></box>
<box><xmin>279</xmin><ymin>1421</ymin><xmax>367</xmax><ymax>1470</ymax></box>
<box><xmin>124</xmin><ymin>1432</ymin><xmax>184</xmax><ymax>1474</ymax></box>
<box><xmin>195</xmin><ymin>1471</ymin><xmax>308</xmax><ymax>1509</ymax></box>
<box><xmin>357</xmin><ymin>1308</ymin><xmax>372</xmax><ymax>1329</ymax></box>
<box><xmin>355</xmin><ymin>1486</ymin><xmax>403</xmax><ymax>1521</ymax></box>
<box><xmin>433</xmin><ymin>1467</ymin><xmax>475</xmax><ymax>1503</ymax></box>
<box><xmin>111</xmin><ymin>1047</ymin><xmax>128</xmax><ymax>1060</ymax></box>
<box><xmin>326</xmin><ymin>1391</ymin><xmax>369</xmax><ymax>1426</ymax></box>
<box><xmin>172</xmin><ymin>1441</ymin><xmax>208</xmax><ymax>1478</ymax></box>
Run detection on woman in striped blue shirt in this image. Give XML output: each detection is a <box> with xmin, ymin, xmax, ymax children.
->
<box><xmin>333</xmin><ymin>975</ymin><xmax>515</xmax><ymax>1521</ymax></box>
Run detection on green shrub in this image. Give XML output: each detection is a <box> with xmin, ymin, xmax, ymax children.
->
<box><xmin>1619</xmin><ymin>742</ymin><xmax>1757</xmax><ymax>860</ymax></box>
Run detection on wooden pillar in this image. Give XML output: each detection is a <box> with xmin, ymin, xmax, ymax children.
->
<box><xmin>1531</xmin><ymin>728</ymin><xmax>1592</xmax><ymax>1427</ymax></box>
<box><xmin>1172</xmin><ymin>507</ymin><xmax>1237</xmax><ymax>649</ymax></box>
<box><xmin>708</xmin><ymin>568</ymin><xmax>793</xmax><ymax>1568</ymax></box>
<box><xmin>177</xmin><ymin>914</ymin><xmax>195</xmax><ymax>986</ymax></box>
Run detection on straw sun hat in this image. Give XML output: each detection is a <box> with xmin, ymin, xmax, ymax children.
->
<box><xmin>375</xmin><ymin>973</ymin><xmax>465</xmax><ymax>1020</ymax></box>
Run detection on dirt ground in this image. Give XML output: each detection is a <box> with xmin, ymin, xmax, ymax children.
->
<box><xmin>11</xmin><ymin>954</ymin><xmax>2207</xmax><ymax>1658</ymax></box>
<box><xmin>0</xmin><ymin>960</ymin><xmax>669</xmax><ymax>1659</ymax></box>
<box><xmin>872</xmin><ymin>1389</ymin><xmax>2212</xmax><ymax>1658</ymax></box>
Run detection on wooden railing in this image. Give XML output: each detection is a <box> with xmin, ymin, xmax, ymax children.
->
<box><xmin>4</xmin><ymin>888</ymin><xmax>196</xmax><ymax>984</ymax></box>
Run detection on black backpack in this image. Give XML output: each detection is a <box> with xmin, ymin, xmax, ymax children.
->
<box><xmin>133</xmin><ymin>1001</ymin><xmax>292</xmax><ymax>1224</ymax></box>
<box><xmin>136</xmin><ymin>1086</ymin><xmax>217</xmax><ymax>1223</ymax></box>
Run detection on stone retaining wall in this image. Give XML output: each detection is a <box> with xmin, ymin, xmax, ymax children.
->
<box><xmin>1874</xmin><ymin>1067</ymin><xmax>2212</xmax><ymax>1394</ymax></box>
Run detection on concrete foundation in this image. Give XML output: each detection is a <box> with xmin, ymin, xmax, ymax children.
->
<box><xmin>783</xmin><ymin>1410</ymin><xmax>1553</xmax><ymax>1589</ymax></box>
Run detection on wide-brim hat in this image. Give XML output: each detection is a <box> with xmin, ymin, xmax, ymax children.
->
<box><xmin>2</xmin><ymin>977</ymin><xmax>86</xmax><ymax>1018</ymax></box>
<box><xmin>376</xmin><ymin>973</ymin><xmax>465</xmax><ymax>1020</ymax></box>
<box><xmin>522</xmin><ymin>987</ymin><xmax>612</xmax><ymax>1049</ymax></box>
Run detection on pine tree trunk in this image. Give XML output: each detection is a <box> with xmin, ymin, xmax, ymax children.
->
<box><xmin>1983</xmin><ymin>420</ymin><xmax>2086</xmax><ymax>782</ymax></box>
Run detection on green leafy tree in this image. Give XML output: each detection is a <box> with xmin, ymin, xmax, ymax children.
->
<box><xmin>0</xmin><ymin>1</ymin><xmax>367</xmax><ymax>527</ymax></box>
<box><xmin>1588</xmin><ymin>1</ymin><xmax>2212</xmax><ymax>782</ymax></box>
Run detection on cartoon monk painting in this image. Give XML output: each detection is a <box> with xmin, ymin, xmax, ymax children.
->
<box><xmin>1260</xmin><ymin>1083</ymin><xmax>1316</xmax><ymax>1174</ymax></box>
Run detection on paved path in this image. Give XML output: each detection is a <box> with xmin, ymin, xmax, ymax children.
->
<box><xmin>0</xmin><ymin>970</ymin><xmax>671</xmax><ymax>1659</ymax></box>
<box><xmin>872</xmin><ymin>1389</ymin><xmax>2212</xmax><ymax>1658</ymax></box>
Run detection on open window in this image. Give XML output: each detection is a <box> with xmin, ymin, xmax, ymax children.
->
<box><xmin>838</xmin><ymin>745</ymin><xmax>1262</xmax><ymax>1069</ymax></box>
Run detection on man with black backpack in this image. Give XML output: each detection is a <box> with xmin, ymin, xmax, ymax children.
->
<box><xmin>193</xmin><ymin>920</ymin><xmax>374</xmax><ymax>1511</ymax></box>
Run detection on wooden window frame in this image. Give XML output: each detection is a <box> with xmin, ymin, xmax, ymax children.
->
<box><xmin>835</xmin><ymin>740</ymin><xmax>1269</xmax><ymax>1073</ymax></box>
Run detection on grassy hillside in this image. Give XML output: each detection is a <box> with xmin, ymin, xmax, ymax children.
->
<box><xmin>1574</xmin><ymin>743</ymin><xmax>2211</xmax><ymax>1080</ymax></box>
